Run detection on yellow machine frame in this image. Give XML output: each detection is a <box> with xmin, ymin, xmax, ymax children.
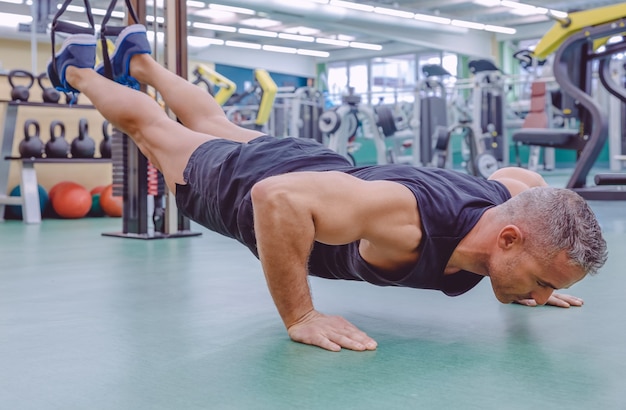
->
<box><xmin>534</xmin><ymin>4</ymin><xmax>626</xmax><ymax>59</ymax></box>
<box><xmin>253</xmin><ymin>68</ymin><xmax>278</xmax><ymax>127</ymax></box>
<box><xmin>193</xmin><ymin>64</ymin><xmax>237</xmax><ymax>106</ymax></box>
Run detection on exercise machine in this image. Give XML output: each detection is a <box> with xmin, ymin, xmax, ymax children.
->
<box><xmin>468</xmin><ymin>59</ymin><xmax>507</xmax><ymax>165</ymax></box>
<box><xmin>92</xmin><ymin>0</ymin><xmax>200</xmax><ymax>237</ymax></box>
<box><xmin>384</xmin><ymin>64</ymin><xmax>450</xmax><ymax>167</ymax></box>
<box><xmin>512</xmin><ymin>81</ymin><xmax>565</xmax><ymax>171</ymax></box>
<box><xmin>513</xmin><ymin>4</ymin><xmax>626</xmax><ymax>200</ymax></box>
<box><xmin>318</xmin><ymin>88</ymin><xmax>389</xmax><ymax>165</ymax></box>
<box><xmin>224</xmin><ymin>69</ymin><xmax>277</xmax><ymax>132</ymax></box>
<box><xmin>430</xmin><ymin>62</ymin><xmax>501</xmax><ymax>178</ymax></box>
<box><xmin>271</xmin><ymin>86</ymin><xmax>325</xmax><ymax>142</ymax></box>
<box><xmin>192</xmin><ymin>64</ymin><xmax>237</xmax><ymax>106</ymax></box>
<box><xmin>590</xmin><ymin>39</ymin><xmax>626</xmax><ymax>188</ymax></box>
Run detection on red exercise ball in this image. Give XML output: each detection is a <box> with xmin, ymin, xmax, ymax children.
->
<box><xmin>100</xmin><ymin>184</ymin><xmax>123</xmax><ymax>217</ymax></box>
<box><xmin>49</xmin><ymin>181</ymin><xmax>82</xmax><ymax>203</ymax></box>
<box><xmin>51</xmin><ymin>183</ymin><xmax>92</xmax><ymax>219</ymax></box>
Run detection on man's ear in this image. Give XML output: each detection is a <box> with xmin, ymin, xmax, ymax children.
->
<box><xmin>497</xmin><ymin>225</ymin><xmax>523</xmax><ymax>250</ymax></box>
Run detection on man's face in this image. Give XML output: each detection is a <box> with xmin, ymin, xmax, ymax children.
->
<box><xmin>487</xmin><ymin>249</ymin><xmax>586</xmax><ymax>305</ymax></box>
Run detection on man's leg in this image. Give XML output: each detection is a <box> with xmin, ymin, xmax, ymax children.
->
<box><xmin>66</xmin><ymin>66</ymin><xmax>210</xmax><ymax>192</ymax></box>
<box><xmin>100</xmin><ymin>24</ymin><xmax>263</xmax><ymax>143</ymax></box>
<box><xmin>130</xmin><ymin>54</ymin><xmax>264</xmax><ymax>143</ymax></box>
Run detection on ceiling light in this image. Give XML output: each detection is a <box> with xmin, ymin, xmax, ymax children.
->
<box><xmin>275</xmin><ymin>0</ymin><xmax>318</xmax><ymax>8</ymax></box>
<box><xmin>451</xmin><ymin>20</ymin><xmax>485</xmax><ymax>30</ymax></box>
<box><xmin>284</xmin><ymin>26</ymin><xmax>320</xmax><ymax>36</ymax></box>
<box><xmin>225</xmin><ymin>40</ymin><xmax>262</xmax><ymax>49</ymax></box>
<box><xmin>500</xmin><ymin>1</ymin><xmax>538</xmax><ymax>12</ymax></box>
<box><xmin>188</xmin><ymin>36</ymin><xmax>224</xmax><ymax>47</ymax></box>
<box><xmin>192</xmin><ymin>22</ymin><xmax>236</xmax><ymax>32</ymax></box>
<box><xmin>316</xmin><ymin>38</ymin><xmax>350</xmax><ymax>46</ymax></box>
<box><xmin>187</xmin><ymin>1</ymin><xmax>205</xmax><ymax>7</ymax></box>
<box><xmin>239</xmin><ymin>28</ymin><xmax>277</xmax><ymax>38</ymax></box>
<box><xmin>278</xmin><ymin>33</ymin><xmax>315</xmax><ymax>42</ymax></box>
<box><xmin>297</xmin><ymin>49</ymin><xmax>330</xmax><ymax>58</ymax></box>
<box><xmin>508</xmin><ymin>8</ymin><xmax>538</xmax><ymax>16</ymax></box>
<box><xmin>308</xmin><ymin>0</ymin><xmax>329</xmax><ymax>4</ymax></box>
<box><xmin>499</xmin><ymin>1</ymin><xmax>560</xmax><ymax>18</ymax></box>
<box><xmin>337</xmin><ymin>34</ymin><xmax>355</xmax><ymax>41</ymax></box>
<box><xmin>66</xmin><ymin>5</ymin><xmax>85</xmax><ymax>12</ymax></box>
<box><xmin>0</xmin><ymin>0</ymin><xmax>24</xmax><ymax>4</ymax></box>
<box><xmin>414</xmin><ymin>14</ymin><xmax>451</xmax><ymax>24</ymax></box>
<box><xmin>484</xmin><ymin>25</ymin><xmax>516</xmax><ymax>34</ymax></box>
<box><xmin>329</xmin><ymin>1</ymin><xmax>374</xmax><ymax>12</ymax></box>
<box><xmin>240</xmin><ymin>18</ymin><xmax>282</xmax><ymax>28</ymax></box>
<box><xmin>209</xmin><ymin>3</ymin><xmax>255</xmax><ymax>15</ymax></box>
<box><xmin>374</xmin><ymin>7</ymin><xmax>414</xmax><ymax>19</ymax></box>
<box><xmin>473</xmin><ymin>0</ymin><xmax>500</xmax><ymax>6</ymax></box>
<box><xmin>0</xmin><ymin>12</ymin><xmax>30</xmax><ymax>28</ymax></box>
<box><xmin>263</xmin><ymin>44</ymin><xmax>297</xmax><ymax>54</ymax></box>
<box><xmin>194</xmin><ymin>9</ymin><xmax>236</xmax><ymax>20</ymax></box>
<box><xmin>350</xmin><ymin>41</ymin><xmax>383</xmax><ymax>51</ymax></box>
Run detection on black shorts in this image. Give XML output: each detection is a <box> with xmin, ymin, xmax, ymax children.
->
<box><xmin>175</xmin><ymin>136</ymin><xmax>351</xmax><ymax>257</ymax></box>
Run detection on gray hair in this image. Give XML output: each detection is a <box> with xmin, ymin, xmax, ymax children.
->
<box><xmin>495</xmin><ymin>187</ymin><xmax>608</xmax><ymax>275</ymax></box>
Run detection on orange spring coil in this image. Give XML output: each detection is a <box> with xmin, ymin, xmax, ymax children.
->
<box><xmin>147</xmin><ymin>162</ymin><xmax>159</xmax><ymax>196</ymax></box>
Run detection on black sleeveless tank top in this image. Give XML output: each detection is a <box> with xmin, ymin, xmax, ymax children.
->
<box><xmin>176</xmin><ymin>136</ymin><xmax>511</xmax><ymax>296</ymax></box>
<box><xmin>308</xmin><ymin>166</ymin><xmax>511</xmax><ymax>296</ymax></box>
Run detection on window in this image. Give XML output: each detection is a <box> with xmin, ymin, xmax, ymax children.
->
<box><xmin>326</xmin><ymin>61</ymin><xmax>348</xmax><ymax>105</ymax></box>
<box><xmin>371</xmin><ymin>54</ymin><xmax>416</xmax><ymax>104</ymax></box>
<box><xmin>349</xmin><ymin>60</ymin><xmax>368</xmax><ymax>96</ymax></box>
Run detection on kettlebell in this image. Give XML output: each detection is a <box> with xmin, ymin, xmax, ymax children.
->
<box><xmin>8</xmin><ymin>69</ymin><xmax>34</xmax><ymax>102</ymax></box>
<box><xmin>19</xmin><ymin>119</ymin><xmax>44</xmax><ymax>158</ymax></box>
<box><xmin>45</xmin><ymin>120</ymin><xmax>70</xmax><ymax>158</ymax></box>
<box><xmin>37</xmin><ymin>72</ymin><xmax>61</xmax><ymax>104</ymax></box>
<box><xmin>100</xmin><ymin>120</ymin><xmax>112</xmax><ymax>159</ymax></box>
<box><xmin>71</xmin><ymin>118</ymin><xmax>96</xmax><ymax>158</ymax></box>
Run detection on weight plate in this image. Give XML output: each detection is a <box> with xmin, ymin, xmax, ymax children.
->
<box><xmin>475</xmin><ymin>153</ymin><xmax>499</xmax><ymax>179</ymax></box>
<box><xmin>375</xmin><ymin>106</ymin><xmax>397</xmax><ymax>137</ymax></box>
<box><xmin>318</xmin><ymin>110</ymin><xmax>341</xmax><ymax>134</ymax></box>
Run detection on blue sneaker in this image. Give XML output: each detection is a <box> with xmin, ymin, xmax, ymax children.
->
<box><xmin>96</xmin><ymin>24</ymin><xmax>151</xmax><ymax>89</ymax></box>
<box><xmin>47</xmin><ymin>34</ymin><xmax>96</xmax><ymax>94</ymax></box>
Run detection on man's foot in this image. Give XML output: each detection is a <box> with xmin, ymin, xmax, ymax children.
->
<box><xmin>96</xmin><ymin>24</ymin><xmax>151</xmax><ymax>89</ymax></box>
<box><xmin>47</xmin><ymin>34</ymin><xmax>96</xmax><ymax>94</ymax></box>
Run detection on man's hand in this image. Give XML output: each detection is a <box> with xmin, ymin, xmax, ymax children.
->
<box><xmin>515</xmin><ymin>293</ymin><xmax>584</xmax><ymax>308</ymax></box>
<box><xmin>287</xmin><ymin>310</ymin><xmax>378</xmax><ymax>352</ymax></box>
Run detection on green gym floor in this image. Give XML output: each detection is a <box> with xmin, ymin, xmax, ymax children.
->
<box><xmin>1</xmin><ymin>174</ymin><xmax>625</xmax><ymax>410</ymax></box>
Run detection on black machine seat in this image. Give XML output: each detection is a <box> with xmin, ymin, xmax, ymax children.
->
<box><xmin>512</xmin><ymin>128</ymin><xmax>582</xmax><ymax>149</ymax></box>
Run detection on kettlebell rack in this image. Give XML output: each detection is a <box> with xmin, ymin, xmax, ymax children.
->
<box><xmin>0</xmin><ymin>100</ymin><xmax>108</xmax><ymax>223</ymax></box>
<box><xmin>1</xmin><ymin>100</ymin><xmax>200</xmax><ymax>241</ymax></box>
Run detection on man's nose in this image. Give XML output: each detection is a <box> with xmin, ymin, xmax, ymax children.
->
<box><xmin>531</xmin><ymin>288</ymin><xmax>554</xmax><ymax>305</ymax></box>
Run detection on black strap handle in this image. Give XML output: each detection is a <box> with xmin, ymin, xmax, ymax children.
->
<box><xmin>100</xmin><ymin>0</ymin><xmax>141</xmax><ymax>80</ymax></box>
<box><xmin>50</xmin><ymin>0</ymin><xmax>96</xmax><ymax>82</ymax></box>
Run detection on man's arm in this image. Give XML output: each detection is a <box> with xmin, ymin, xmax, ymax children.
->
<box><xmin>250</xmin><ymin>171</ymin><xmax>414</xmax><ymax>351</ymax></box>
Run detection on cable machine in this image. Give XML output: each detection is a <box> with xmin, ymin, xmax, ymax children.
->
<box><xmin>100</xmin><ymin>0</ymin><xmax>201</xmax><ymax>237</ymax></box>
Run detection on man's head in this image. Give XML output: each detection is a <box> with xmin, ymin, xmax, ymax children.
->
<box><xmin>488</xmin><ymin>187</ymin><xmax>608</xmax><ymax>304</ymax></box>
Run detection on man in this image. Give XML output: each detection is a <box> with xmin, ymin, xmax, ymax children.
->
<box><xmin>49</xmin><ymin>25</ymin><xmax>608</xmax><ymax>352</ymax></box>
